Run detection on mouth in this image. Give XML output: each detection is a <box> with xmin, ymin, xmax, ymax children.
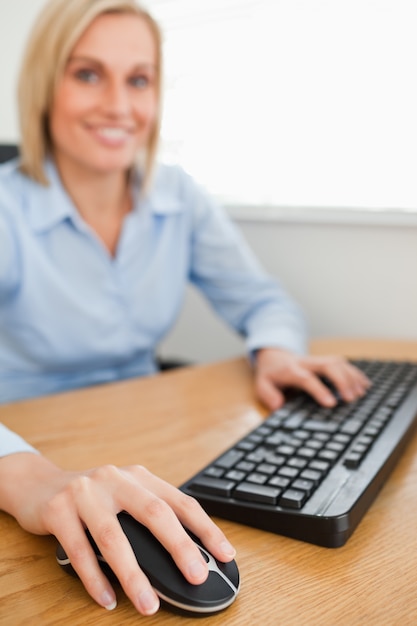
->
<box><xmin>89</xmin><ymin>125</ymin><xmax>135</xmax><ymax>147</ymax></box>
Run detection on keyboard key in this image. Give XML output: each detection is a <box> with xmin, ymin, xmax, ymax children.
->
<box><xmin>277</xmin><ymin>444</ymin><xmax>296</xmax><ymax>456</ymax></box>
<box><xmin>340</xmin><ymin>419</ymin><xmax>363</xmax><ymax>435</ymax></box>
<box><xmin>318</xmin><ymin>449</ymin><xmax>339</xmax><ymax>462</ymax></box>
<box><xmin>283</xmin><ymin>411</ymin><xmax>308</xmax><ymax>429</ymax></box>
<box><xmin>225</xmin><ymin>470</ymin><xmax>246</xmax><ymax>481</ymax></box>
<box><xmin>235</xmin><ymin>461</ymin><xmax>256</xmax><ymax>472</ymax></box>
<box><xmin>343</xmin><ymin>452</ymin><xmax>363</xmax><ymax>469</ymax></box>
<box><xmin>287</xmin><ymin>457</ymin><xmax>308</xmax><ymax>469</ymax></box>
<box><xmin>363</xmin><ymin>425</ymin><xmax>380</xmax><ymax>437</ymax></box>
<box><xmin>280</xmin><ymin>489</ymin><xmax>307</xmax><ymax>509</ymax></box>
<box><xmin>246</xmin><ymin>473</ymin><xmax>268</xmax><ymax>485</ymax></box>
<box><xmin>247</xmin><ymin>448</ymin><xmax>269</xmax><ymax>463</ymax></box>
<box><xmin>265</xmin><ymin>434</ymin><xmax>286</xmax><ymax>447</ymax></box>
<box><xmin>326</xmin><ymin>441</ymin><xmax>346</xmax><ymax>453</ymax></box>
<box><xmin>297</xmin><ymin>447</ymin><xmax>317</xmax><ymax>459</ymax></box>
<box><xmin>215</xmin><ymin>450</ymin><xmax>244</xmax><ymax>469</ymax></box>
<box><xmin>204</xmin><ymin>466</ymin><xmax>224</xmax><ymax>478</ymax></box>
<box><xmin>190</xmin><ymin>476</ymin><xmax>236</xmax><ymax>497</ymax></box>
<box><xmin>247</xmin><ymin>434</ymin><xmax>264</xmax><ymax>445</ymax></box>
<box><xmin>234</xmin><ymin>483</ymin><xmax>280</xmax><ymax>505</ymax></box>
<box><xmin>292</xmin><ymin>479</ymin><xmax>315</xmax><ymax>496</ymax></box>
<box><xmin>257</xmin><ymin>463</ymin><xmax>278</xmax><ymax>475</ymax></box>
<box><xmin>309</xmin><ymin>459</ymin><xmax>330</xmax><ymax>473</ymax></box>
<box><xmin>264</xmin><ymin>453</ymin><xmax>286</xmax><ymax>466</ymax></box>
<box><xmin>237</xmin><ymin>440</ymin><xmax>257</xmax><ymax>452</ymax></box>
<box><xmin>333</xmin><ymin>433</ymin><xmax>351</xmax><ymax>445</ymax></box>
<box><xmin>255</xmin><ymin>425</ymin><xmax>273</xmax><ymax>436</ymax></box>
<box><xmin>313</xmin><ymin>432</ymin><xmax>331</xmax><ymax>442</ymax></box>
<box><xmin>278</xmin><ymin>466</ymin><xmax>299</xmax><ymax>479</ymax></box>
<box><xmin>356</xmin><ymin>435</ymin><xmax>373</xmax><ymax>446</ymax></box>
<box><xmin>293</xmin><ymin>430</ymin><xmax>311</xmax><ymax>441</ymax></box>
<box><xmin>268</xmin><ymin>476</ymin><xmax>291</xmax><ymax>489</ymax></box>
<box><xmin>300</xmin><ymin>469</ymin><xmax>323</xmax><ymax>485</ymax></box>
<box><xmin>304</xmin><ymin>420</ymin><xmax>339</xmax><ymax>433</ymax></box>
<box><xmin>305</xmin><ymin>439</ymin><xmax>324</xmax><ymax>451</ymax></box>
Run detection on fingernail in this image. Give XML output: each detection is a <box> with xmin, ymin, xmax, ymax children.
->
<box><xmin>220</xmin><ymin>540</ymin><xmax>236</xmax><ymax>558</ymax></box>
<box><xmin>138</xmin><ymin>590</ymin><xmax>159</xmax><ymax>615</ymax></box>
<box><xmin>188</xmin><ymin>558</ymin><xmax>207</xmax><ymax>581</ymax></box>
<box><xmin>101</xmin><ymin>590</ymin><xmax>117</xmax><ymax>611</ymax></box>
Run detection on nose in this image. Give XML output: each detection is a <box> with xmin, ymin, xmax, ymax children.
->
<box><xmin>102</xmin><ymin>78</ymin><xmax>131</xmax><ymax>117</ymax></box>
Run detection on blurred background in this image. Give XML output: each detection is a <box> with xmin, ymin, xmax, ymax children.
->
<box><xmin>2</xmin><ymin>0</ymin><xmax>417</xmax><ymax>363</ymax></box>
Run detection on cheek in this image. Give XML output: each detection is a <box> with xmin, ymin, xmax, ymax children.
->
<box><xmin>49</xmin><ymin>91</ymin><xmax>77</xmax><ymax>143</ymax></box>
<box><xmin>134</xmin><ymin>93</ymin><xmax>159</xmax><ymax>126</ymax></box>
<box><xmin>50</xmin><ymin>84</ymin><xmax>95</xmax><ymax>135</ymax></box>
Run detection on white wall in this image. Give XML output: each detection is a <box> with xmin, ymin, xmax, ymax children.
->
<box><xmin>0</xmin><ymin>0</ymin><xmax>46</xmax><ymax>141</ymax></box>
<box><xmin>2</xmin><ymin>1</ymin><xmax>416</xmax><ymax>364</ymax></box>
<box><xmin>159</xmin><ymin>218</ymin><xmax>417</xmax><ymax>362</ymax></box>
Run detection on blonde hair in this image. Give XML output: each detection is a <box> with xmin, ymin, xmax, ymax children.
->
<box><xmin>18</xmin><ymin>0</ymin><xmax>163</xmax><ymax>187</ymax></box>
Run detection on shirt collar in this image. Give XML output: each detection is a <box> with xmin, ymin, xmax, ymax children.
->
<box><xmin>25</xmin><ymin>160</ymin><xmax>184</xmax><ymax>233</ymax></box>
<box><xmin>143</xmin><ymin>165</ymin><xmax>184</xmax><ymax>215</ymax></box>
<box><xmin>25</xmin><ymin>160</ymin><xmax>83</xmax><ymax>233</ymax></box>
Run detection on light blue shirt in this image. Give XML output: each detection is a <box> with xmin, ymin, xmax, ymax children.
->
<box><xmin>0</xmin><ymin>158</ymin><xmax>306</xmax><ymax>455</ymax></box>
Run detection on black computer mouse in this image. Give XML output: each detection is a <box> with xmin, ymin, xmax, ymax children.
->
<box><xmin>56</xmin><ymin>511</ymin><xmax>240</xmax><ymax>616</ymax></box>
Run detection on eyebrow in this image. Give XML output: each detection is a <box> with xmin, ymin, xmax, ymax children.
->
<box><xmin>67</xmin><ymin>56</ymin><xmax>156</xmax><ymax>72</ymax></box>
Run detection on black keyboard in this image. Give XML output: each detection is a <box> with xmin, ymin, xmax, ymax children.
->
<box><xmin>180</xmin><ymin>359</ymin><xmax>417</xmax><ymax>547</ymax></box>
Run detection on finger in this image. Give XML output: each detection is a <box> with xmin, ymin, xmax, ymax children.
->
<box><xmin>325</xmin><ymin>363</ymin><xmax>370</xmax><ymax>402</ymax></box>
<box><xmin>291</xmin><ymin>367</ymin><xmax>337</xmax><ymax>407</ymax></box>
<box><xmin>46</xmin><ymin>499</ymin><xmax>118</xmax><ymax>611</ymax></box>
<box><xmin>87</xmin><ymin>513</ymin><xmax>160</xmax><ymax>615</ymax></box>
<box><xmin>255</xmin><ymin>374</ymin><xmax>286</xmax><ymax>411</ymax></box>
<box><xmin>82</xmin><ymin>465</ymin><xmax>209</xmax><ymax>588</ymax></box>
<box><xmin>124</xmin><ymin>466</ymin><xmax>234</xmax><ymax>575</ymax></box>
<box><xmin>303</xmin><ymin>358</ymin><xmax>371</xmax><ymax>402</ymax></box>
<box><xmin>69</xmin><ymin>469</ymin><xmax>160</xmax><ymax>616</ymax></box>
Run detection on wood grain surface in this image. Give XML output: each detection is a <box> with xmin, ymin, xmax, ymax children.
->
<box><xmin>1</xmin><ymin>340</ymin><xmax>417</xmax><ymax>625</ymax></box>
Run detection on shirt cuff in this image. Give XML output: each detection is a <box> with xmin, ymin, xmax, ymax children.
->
<box><xmin>0</xmin><ymin>424</ymin><xmax>39</xmax><ymax>457</ymax></box>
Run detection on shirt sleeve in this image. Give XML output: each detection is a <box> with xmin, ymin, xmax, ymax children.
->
<box><xmin>186</xmin><ymin>176</ymin><xmax>308</xmax><ymax>356</ymax></box>
<box><xmin>0</xmin><ymin>423</ymin><xmax>39</xmax><ymax>457</ymax></box>
<box><xmin>0</xmin><ymin>190</ymin><xmax>20</xmax><ymax>298</ymax></box>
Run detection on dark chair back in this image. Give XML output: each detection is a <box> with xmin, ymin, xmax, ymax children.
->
<box><xmin>0</xmin><ymin>144</ymin><xmax>19</xmax><ymax>164</ymax></box>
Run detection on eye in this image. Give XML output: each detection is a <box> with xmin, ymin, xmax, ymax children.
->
<box><xmin>74</xmin><ymin>68</ymin><xmax>99</xmax><ymax>84</ymax></box>
<box><xmin>129</xmin><ymin>74</ymin><xmax>151</xmax><ymax>89</ymax></box>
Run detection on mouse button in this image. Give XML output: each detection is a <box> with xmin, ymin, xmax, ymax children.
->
<box><xmin>184</xmin><ymin>570</ymin><xmax>237</xmax><ymax>608</ymax></box>
<box><xmin>216</xmin><ymin>559</ymin><xmax>240</xmax><ymax>589</ymax></box>
<box><xmin>117</xmin><ymin>515</ymin><xmax>186</xmax><ymax>583</ymax></box>
<box><xmin>168</xmin><ymin>570</ymin><xmax>236</xmax><ymax>606</ymax></box>
<box><xmin>120</xmin><ymin>523</ymin><xmax>176</xmax><ymax>569</ymax></box>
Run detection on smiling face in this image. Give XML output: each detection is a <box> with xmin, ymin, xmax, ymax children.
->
<box><xmin>49</xmin><ymin>12</ymin><xmax>158</xmax><ymax>180</ymax></box>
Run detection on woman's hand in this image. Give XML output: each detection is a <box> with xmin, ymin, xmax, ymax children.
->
<box><xmin>254</xmin><ymin>347</ymin><xmax>371</xmax><ymax>410</ymax></box>
<box><xmin>0</xmin><ymin>453</ymin><xmax>236</xmax><ymax>616</ymax></box>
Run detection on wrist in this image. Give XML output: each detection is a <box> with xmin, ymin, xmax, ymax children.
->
<box><xmin>254</xmin><ymin>346</ymin><xmax>292</xmax><ymax>367</ymax></box>
<box><xmin>0</xmin><ymin>453</ymin><xmax>65</xmax><ymax>531</ymax></box>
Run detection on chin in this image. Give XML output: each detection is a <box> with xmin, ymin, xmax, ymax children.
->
<box><xmin>84</xmin><ymin>151</ymin><xmax>138</xmax><ymax>174</ymax></box>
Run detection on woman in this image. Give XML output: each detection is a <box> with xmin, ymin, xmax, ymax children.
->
<box><xmin>0</xmin><ymin>0</ymin><xmax>369</xmax><ymax>616</ymax></box>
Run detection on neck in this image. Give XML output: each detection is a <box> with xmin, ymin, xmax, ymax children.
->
<box><xmin>54</xmin><ymin>155</ymin><xmax>133</xmax><ymax>257</ymax></box>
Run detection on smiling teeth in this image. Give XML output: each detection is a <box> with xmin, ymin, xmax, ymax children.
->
<box><xmin>97</xmin><ymin>127</ymin><xmax>129</xmax><ymax>139</ymax></box>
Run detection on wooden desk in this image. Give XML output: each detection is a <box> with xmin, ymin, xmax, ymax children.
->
<box><xmin>2</xmin><ymin>339</ymin><xmax>417</xmax><ymax>625</ymax></box>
